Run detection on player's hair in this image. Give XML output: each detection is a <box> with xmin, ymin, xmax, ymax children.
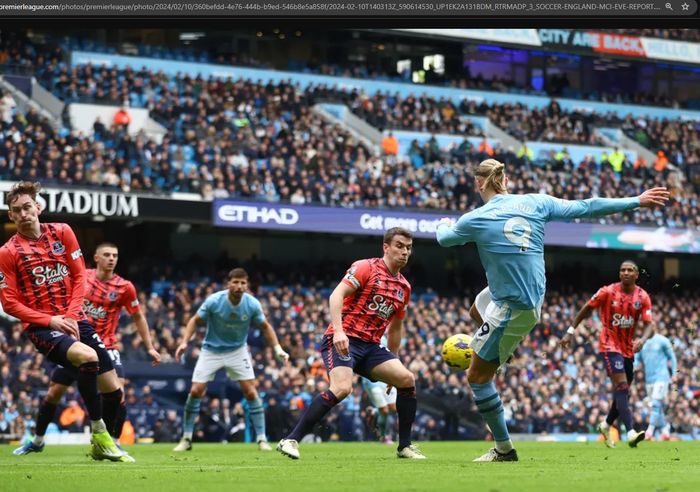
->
<box><xmin>621</xmin><ymin>260</ymin><xmax>639</xmax><ymax>272</ymax></box>
<box><xmin>474</xmin><ymin>159</ymin><xmax>506</xmax><ymax>194</ymax></box>
<box><xmin>228</xmin><ymin>268</ymin><xmax>249</xmax><ymax>280</ymax></box>
<box><xmin>383</xmin><ymin>227</ymin><xmax>413</xmax><ymax>244</ymax></box>
<box><xmin>6</xmin><ymin>181</ymin><xmax>41</xmax><ymax>206</ymax></box>
<box><xmin>95</xmin><ymin>242</ymin><xmax>118</xmax><ymax>252</ymax></box>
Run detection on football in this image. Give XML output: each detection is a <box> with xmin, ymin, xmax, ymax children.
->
<box><xmin>441</xmin><ymin>334</ymin><xmax>474</xmax><ymax>372</ymax></box>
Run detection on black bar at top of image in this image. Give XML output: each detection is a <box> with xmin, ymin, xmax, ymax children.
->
<box><xmin>0</xmin><ymin>0</ymin><xmax>696</xmax><ymax>17</ymax></box>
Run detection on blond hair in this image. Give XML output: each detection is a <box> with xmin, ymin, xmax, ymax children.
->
<box><xmin>474</xmin><ymin>159</ymin><xmax>506</xmax><ymax>194</ymax></box>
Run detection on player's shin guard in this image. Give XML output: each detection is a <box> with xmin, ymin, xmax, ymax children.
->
<box><xmin>396</xmin><ymin>387</ymin><xmax>417</xmax><ymax>450</ymax></box>
<box><xmin>114</xmin><ymin>401</ymin><xmax>127</xmax><ymax>440</ymax></box>
<box><xmin>77</xmin><ymin>361</ymin><xmax>102</xmax><ymax>421</ymax></box>
<box><xmin>248</xmin><ymin>397</ymin><xmax>266</xmax><ymax>441</ymax></box>
<box><xmin>183</xmin><ymin>395</ymin><xmax>202</xmax><ymax>439</ymax></box>
<box><xmin>101</xmin><ymin>389</ymin><xmax>123</xmax><ymax>438</ymax></box>
<box><xmin>35</xmin><ymin>399</ymin><xmax>58</xmax><ymax>438</ymax></box>
<box><xmin>471</xmin><ymin>382</ymin><xmax>512</xmax><ymax>453</ymax></box>
<box><xmin>613</xmin><ymin>382</ymin><xmax>633</xmax><ymax>431</ymax></box>
<box><xmin>287</xmin><ymin>390</ymin><xmax>339</xmax><ymax>441</ymax></box>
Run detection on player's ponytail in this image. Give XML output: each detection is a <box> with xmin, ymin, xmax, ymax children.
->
<box><xmin>474</xmin><ymin>159</ymin><xmax>506</xmax><ymax>194</ymax></box>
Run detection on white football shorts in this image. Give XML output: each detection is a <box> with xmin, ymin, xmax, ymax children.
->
<box><xmin>470</xmin><ymin>298</ymin><xmax>542</xmax><ymax>366</ymax></box>
<box><xmin>474</xmin><ymin>287</ymin><xmax>492</xmax><ymax>319</ymax></box>
<box><xmin>646</xmin><ymin>381</ymin><xmax>669</xmax><ymax>401</ymax></box>
<box><xmin>191</xmin><ymin>346</ymin><xmax>255</xmax><ymax>383</ymax></box>
<box><xmin>362</xmin><ymin>378</ymin><xmax>397</xmax><ymax>407</ymax></box>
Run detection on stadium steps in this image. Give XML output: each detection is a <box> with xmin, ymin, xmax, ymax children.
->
<box><xmin>0</xmin><ymin>75</ymin><xmax>63</xmax><ymax>130</ymax></box>
<box><xmin>312</xmin><ymin>103</ymin><xmax>382</xmax><ymax>155</ymax></box>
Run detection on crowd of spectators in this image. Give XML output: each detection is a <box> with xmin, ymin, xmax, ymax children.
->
<box><xmin>2</xmin><ymin>89</ymin><xmax>700</xmax><ymax>229</ymax></box>
<box><xmin>2</xmin><ymin>262</ymin><xmax>698</xmax><ymax>443</ymax></box>
<box><xmin>18</xmin><ymin>56</ymin><xmax>698</xmax><ymax>168</ymax></box>
<box><xmin>5</xmin><ymin>28</ymin><xmax>698</xmax><ymax>109</ymax></box>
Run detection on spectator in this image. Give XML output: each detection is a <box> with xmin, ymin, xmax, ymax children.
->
<box><xmin>0</xmin><ymin>90</ymin><xmax>16</xmax><ymax>125</ymax></box>
<box><xmin>655</xmin><ymin>150</ymin><xmax>669</xmax><ymax>174</ymax></box>
<box><xmin>382</xmin><ymin>131</ymin><xmax>399</xmax><ymax>156</ymax></box>
<box><xmin>59</xmin><ymin>400</ymin><xmax>86</xmax><ymax>432</ymax></box>
<box><xmin>113</xmin><ymin>105</ymin><xmax>131</xmax><ymax>133</ymax></box>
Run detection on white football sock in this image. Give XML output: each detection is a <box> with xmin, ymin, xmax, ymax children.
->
<box><xmin>495</xmin><ymin>439</ymin><xmax>514</xmax><ymax>453</ymax></box>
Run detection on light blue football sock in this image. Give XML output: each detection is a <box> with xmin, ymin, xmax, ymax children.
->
<box><xmin>248</xmin><ymin>397</ymin><xmax>266</xmax><ymax>442</ymax></box>
<box><xmin>471</xmin><ymin>381</ymin><xmax>512</xmax><ymax>452</ymax></box>
<box><xmin>183</xmin><ymin>395</ymin><xmax>202</xmax><ymax>439</ymax></box>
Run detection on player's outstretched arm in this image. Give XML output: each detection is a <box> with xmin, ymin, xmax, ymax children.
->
<box><xmin>544</xmin><ymin>187</ymin><xmax>669</xmax><ymax>221</ymax></box>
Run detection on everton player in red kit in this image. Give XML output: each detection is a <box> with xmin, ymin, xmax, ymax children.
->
<box><xmin>277</xmin><ymin>228</ymin><xmax>425</xmax><ymax>460</ymax></box>
<box><xmin>0</xmin><ymin>181</ymin><xmax>123</xmax><ymax>461</ymax></box>
<box><xmin>561</xmin><ymin>260</ymin><xmax>653</xmax><ymax>448</ymax></box>
<box><xmin>16</xmin><ymin>243</ymin><xmax>160</xmax><ymax>459</ymax></box>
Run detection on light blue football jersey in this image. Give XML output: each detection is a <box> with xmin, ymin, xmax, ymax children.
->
<box><xmin>634</xmin><ymin>334</ymin><xmax>677</xmax><ymax>384</ymax></box>
<box><xmin>196</xmin><ymin>291</ymin><xmax>265</xmax><ymax>353</ymax></box>
<box><xmin>437</xmin><ymin>193</ymin><xmax>639</xmax><ymax>310</ymax></box>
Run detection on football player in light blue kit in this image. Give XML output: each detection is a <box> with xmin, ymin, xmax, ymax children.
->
<box><xmin>436</xmin><ymin>158</ymin><xmax>669</xmax><ymax>462</ymax></box>
<box><xmin>173</xmin><ymin>268</ymin><xmax>289</xmax><ymax>452</ymax></box>
<box><xmin>635</xmin><ymin>331</ymin><xmax>678</xmax><ymax>440</ymax></box>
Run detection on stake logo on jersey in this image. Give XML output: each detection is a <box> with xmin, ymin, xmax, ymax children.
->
<box><xmin>83</xmin><ymin>299</ymin><xmax>108</xmax><ymax>320</ymax></box>
<box><xmin>611</xmin><ymin>314</ymin><xmax>635</xmax><ymax>328</ymax></box>
<box><xmin>0</xmin><ymin>223</ymin><xmax>87</xmax><ymax>328</ymax></box>
<box><xmin>32</xmin><ymin>263</ymin><xmax>69</xmax><ymax>286</ymax></box>
<box><xmin>84</xmin><ymin>269</ymin><xmax>140</xmax><ymax>349</ymax></box>
<box><xmin>325</xmin><ymin>257</ymin><xmax>411</xmax><ymax>344</ymax></box>
<box><xmin>588</xmin><ymin>282</ymin><xmax>652</xmax><ymax>358</ymax></box>
<box><xmin>367</xmin><ymin>294</ymin><xmax>396</xmax><ymax>320</ymax></box>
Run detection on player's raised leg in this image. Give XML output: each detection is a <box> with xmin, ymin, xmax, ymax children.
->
<box><xmin>370</xmin><ymin>359</ymin><xmax>424</xmax><ymax>459</ymax></box>
<box><xmin>278</xmin><ymin>365</ymin><xmax>350</xmax><ymax>459</ymax></box>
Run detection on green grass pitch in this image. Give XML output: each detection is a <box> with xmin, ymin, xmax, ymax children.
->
<box><xmin>2</xmin><ymin>442</ymin><xmax>699</xmax><ymax>492</ymax></box>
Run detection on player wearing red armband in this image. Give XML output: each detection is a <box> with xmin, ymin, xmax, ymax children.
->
<box><xmin>277</xmin><ymin>228</ymin><xmax>425</xmax><ymax>461</ymax></box>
